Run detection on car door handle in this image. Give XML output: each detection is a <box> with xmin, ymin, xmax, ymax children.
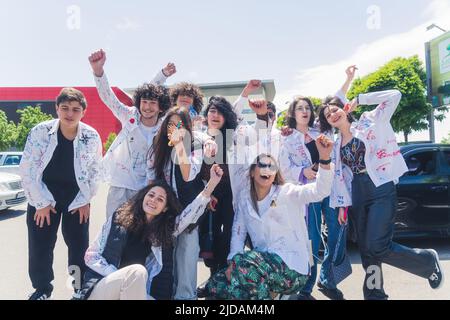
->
<box><xmin>430</xmin><ymin>186</ymin><xmax>448</xmax><ymax>192</ymax></box>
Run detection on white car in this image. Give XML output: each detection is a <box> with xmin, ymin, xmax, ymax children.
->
<box><xmin>0</xmin><ymin>152</ymin><xmax>23</xmax><ymax>175</ymax></box>
<box><xmin>0</xmin><ymin>172</ymin><xmax>27</xmax><ymax>211</ymax></box>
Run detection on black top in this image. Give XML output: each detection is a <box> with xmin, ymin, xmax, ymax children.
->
<box><xmin>340</xmin><ymin>137</ymin><xmax>367</xmax><ymax>174</ymax></box>
<box><xmin>119</xmin><ymin>230</ymin><xmax>152</xmax><ymax>268</ymax></box>
<box><xmin>42</xmin><ymin>128</ymin><xmax>80</xmax><ymax>211</ymax></box>
<box><xmin>306</xmin><ymin>140</ymin><xmax>320</xmax><ymax>166</ymax></box>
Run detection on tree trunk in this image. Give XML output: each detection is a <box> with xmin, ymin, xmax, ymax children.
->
<box><xmin>404</xmin><ymin>132</ymin><xmax>408</xmax><ymax>143</ymax></box>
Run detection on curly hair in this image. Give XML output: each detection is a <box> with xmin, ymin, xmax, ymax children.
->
<box><xmin>170</xmin><ymin>82</ymin><xmax>204</xmax><ymax>113</ymax></box>
<box><xmin>318</xmin><ymin>96</ymin><xmax>355</xmax><ymax>133</ymax></box>
<box><xmin>286</xmin><ymin>96</ymin><xmax>315</xmax><ymax>129</ymax></box>
<box><xmin>150</xmin><ymin>107</ymin><xmax>193</xmax><ymax>180</ymax></box>
<box><xmin>115</xmin><ymin>181</ymin><xmax>183</xmax><ymax>247</ymax></box>
<box><xmin>134</xmin><ymin>83</ymin><xmax>171</xmax><ymax>118</ymax></box>
<box><xmin>203</xmin><ymin>96</ymin><xmax>238</xmax><ymax>131</ymax></box>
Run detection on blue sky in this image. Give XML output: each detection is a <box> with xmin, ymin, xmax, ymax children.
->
<box><xmin>1</xmin><ymin>0</ymin><xmax>449</xmax><ymax>141</ymax></box>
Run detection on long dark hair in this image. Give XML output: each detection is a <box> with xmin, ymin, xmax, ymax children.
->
<box><xmin>286</xmin><ymin>96</ymin><xmax>315</xmax><ymax>129</ymax></box>
<box><xmin>150</xmin><ymin>107</ymin><xmax>193</xmax><ymax>180</ymax></box>
<box><xmin>318</xmin><ymin>96</ymin><xmax>355</xmax><ymax>133</ymax></box>
<box><xmin>249</xmin><ymin>154</ymin><xmax>285</xmax><ymax>214</ymax></box>
<box><xmin>115</xmin><ymin>181</ymin><xmax>183</xmax><ymax>247</ymax></box>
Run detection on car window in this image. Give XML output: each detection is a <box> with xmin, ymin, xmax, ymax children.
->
<box><xmin>441</xmin><ymin>150</ymin><xmax>450</xmax><ymax>174</ymax></box>
<box><xmin>3</xmin><ymin>155</ymin><xmax>21</xmax><ymax>166</ymax></box>
<box><xmin>404</xmin><ymin>150</ymin><xmax>438</xmax><ymax>176</ymax></box>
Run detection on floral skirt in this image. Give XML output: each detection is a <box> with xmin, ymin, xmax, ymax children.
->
<box><xmin>205</xmin><ymin>250</ymin><xmax>309</xmax><ymax>300</ymax></box>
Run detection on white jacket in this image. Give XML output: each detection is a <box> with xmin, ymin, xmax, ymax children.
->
<box><xmin>329</xmin><ymin>90</ymin><xmax>408</xmax><ymax>208</ymax></box>
<box><xmin>19</xmin><ymin>119</ymin><xmax>102</xmax><ymax>211</ymax></box>
<box><xmin>228</xmin><ymin>166</ymin><xmax>334</xmax><ymax>275</ymax></box>
<box><xmin>84</xmin><ymin>192</ymin><xmax>210</xmax><ymax>297</ymax></box>
<box><xmin>94</xmin><ymin>71</ymin><xmax>167</xmax><ymax>191</ymax></box>
<box><xmin>278</xmin><ymin>127</ymin><xmax>322</xmax><ymax>184</ymax></box>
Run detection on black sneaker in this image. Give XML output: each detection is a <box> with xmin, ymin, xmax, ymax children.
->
<box><xmin>317</xmin><ymin>282</ymin><xmax>345</xmax><ymax>300</ymax></box>
<box><xmin>28</xmin><ymin>290</ymin><xmax>52</xmax><ymax>300</ymax></box>
<box><xmin>289</xmin><ymin>292</ymin><xmax>316</xmax><ymax>300</ymax></box>
<box><xmin>428</xmin><ymin>249</ymin><xmax>444</xmax><ymax>290</ymax></box>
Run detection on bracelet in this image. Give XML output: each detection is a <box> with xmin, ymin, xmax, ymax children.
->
<box><xmin>319</xmin><ymin>158</ymin><xmax>332</xmax><ymax>165</ymax></box>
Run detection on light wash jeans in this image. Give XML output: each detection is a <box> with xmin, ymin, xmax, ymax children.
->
<box><xmin>302</xmin><ymin>196</ymin><xmax>346</xmax><ymax>294</ymax></box>
<box><xmin>173</xmin><ymin>226</ymin><xmax>200</xmax><ymax>300</ymax></box>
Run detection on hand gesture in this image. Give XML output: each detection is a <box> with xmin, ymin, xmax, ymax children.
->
<box><xmin>34</xmin><ymin>205</ymin><xmax>57</xmax><ymax>228</ymax></box>
<box><xmin>345</xmin><ymin>65</ymin><xmax>358</xmax><ymax>80</ymax></box>
<box><xmin>338</xmin><ymin>207</ymin><xmax>348</xmax><ymax>225</ymax></box>
<box><xmin>242</xmin><ymin>80</ymin><xmax>262</xmax><ymax>97</ymax></box>
<box><xmin>315</xmin><ymin>134</ymin><xmax>334</xmax><ymax>160</ymax></box>
<box><xmin>209</xmin><ymin>164</ymin><xmax>224</xmax><ymax>187</ymax></box>
<box><xmin>167</xmin><ymin>122</ymin><xmax>186</xmax><ymax>146</ymax></box>
<box><xmin>162</xmin><ymin>62</ymin><xmax>177</xmax><ymax>77</ymax></box>
<box><xmin>249</xmin><ymin>99</ymin><xmax>268</xmax><ymax>116</ymax></box>
<box><xmin>70</xmin><ymin>203</ymin><xmax>90</xmax><ymax>224</ymax></box>
<box><xmin>88</xmin><ymin>49</ymin><xmax>106</xmax><ymax>77</ymax></box>
<box><xmin>303</xmin><ymin>166</ymin><xmax>317</xmax><ymax>180</ymax></box>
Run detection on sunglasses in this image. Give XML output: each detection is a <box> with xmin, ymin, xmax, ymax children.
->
<box><xmin>257</xmin><ymin>161</ymin><xmax>277</xmax><ymax>171</ymax></box>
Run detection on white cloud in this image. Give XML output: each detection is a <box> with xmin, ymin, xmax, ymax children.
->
<box><xmin>116</xmin><ymin>17</ymin><xmax>139</xmax><ymax>31</ymax></box>
<box><xmin>275</xmin><ymin>0</ymin><xmax>450</xmax><ymax>142</ymax></box>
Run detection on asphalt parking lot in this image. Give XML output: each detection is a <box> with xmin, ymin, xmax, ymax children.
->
<box><xmin>0</xmin><ymin>183</ymin><xmax>449</xmax><ymax>300</ymax></box>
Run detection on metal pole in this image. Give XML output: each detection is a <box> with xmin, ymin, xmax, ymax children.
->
<box><xmin>425</xmin><ymin>41</ymin><xmax>436</xmax><ymax>142</ymax></box>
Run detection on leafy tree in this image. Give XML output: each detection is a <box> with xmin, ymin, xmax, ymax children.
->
<box><xmin>0</xmin><ymin>110</ymin><xmax>17</xmax><ymax>151</ymax></box>
<box><xmin>441</xmin><ymin>132</ymin><xmax>450</xmax><ymax>144</ymax></box>
<box><xmin>103</xmin><ymin>132</ymin><xmax>117</xmax><ymax>152</ymax></box>
<box><xmin>16</xmin><ymin>106</ymin><xmax>54</xmax><ymax>149</ymax></box>
<box><xmin>347</xmin><ymin>55</ymin><xmax>447</xmax><ymax>142</ymax></box>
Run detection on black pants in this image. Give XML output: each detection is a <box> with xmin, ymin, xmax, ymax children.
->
<box><xmin>350</xmin><ymin>174</ymin><xmax>435</xmax><ymax>300</ymax></box>
<box><xmin>27</xmin><ymin>204</ymin><xmax>89</xmax><ymax>293</ymax></box>
<box><xmin>209</xmin><ymin>195</ymin><xmax>234</xmax><ymax>274</ymax></box>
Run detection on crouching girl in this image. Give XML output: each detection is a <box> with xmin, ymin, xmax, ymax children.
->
<box><xmin>205</xmin><ymin>135</ymin><xmax>334</xmax><ymax>300</ymax></box>
<box><xmin>78</xmin><ymin>164</ymin><xmax>223</xmax><ymax>300</ymax></box>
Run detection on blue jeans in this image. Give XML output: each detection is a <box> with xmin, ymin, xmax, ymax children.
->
<box><xmin>173</xmin><ymin>227</ymin><xmax>200</xmax><ymax>300</ymax></box>
<box><xmin>301</xmin><ymin>197</ymin><xmax>345</xmax><ymax>294</ymax></box>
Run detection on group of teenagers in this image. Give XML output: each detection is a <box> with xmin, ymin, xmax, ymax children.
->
<box><xmin>19</xmin><ymin>49</ymin><xmax>444</xmax><ymax>301</ymax></box>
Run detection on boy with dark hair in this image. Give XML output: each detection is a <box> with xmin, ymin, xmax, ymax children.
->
<box><xmin>88</xmin><ymin>49</ymin><xmax>176</xmax><ymax>218</ymax></box>
<box><xmin>20</xmin><ymin>88</ymin><xmax>103</xmax><ymax>300</ymax></box>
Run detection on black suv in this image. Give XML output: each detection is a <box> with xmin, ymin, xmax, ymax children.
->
<box><xmin>395</xmin><ymin>143</ymin><xmax>450</xmax><ymax>238</ymax></box>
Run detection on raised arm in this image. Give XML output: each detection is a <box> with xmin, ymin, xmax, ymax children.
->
<box><xmin>174</xmin><ymin>164</ymin><xmax>223</xmax><ymax>236</ymax></box>
<box><xmin>358</xmin><ymin>89</ymin><xmax>402</xmax><ymax>123</ymax></box>
<box><xmin>233</xmin><ymin>80</ymin><xmax>262</xmax><ymax>120</ymax></box>
<box><xmin>89</xmin><ymin>49</ymin><xmax>134</xmax><ymax>124</ymax></box>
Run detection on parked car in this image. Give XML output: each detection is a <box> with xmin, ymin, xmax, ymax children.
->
<box><xmin>395</xmin><ymin>143</ymin><xmax>450</xmax><ymax>238</ymax></box>
<box><xmin>0</xmin><ymin>171</ymin><xmax>26</xmax><ymax>211</ymax></box>
<box><xmin>0</xmin><ymin>152</ymin><xmax>23</xmax><ymax>175</ymax></box>
<box><xmin>321</xmin><ymin>143</ymin><xmax>450</xmax><ymax>249</ymax></box>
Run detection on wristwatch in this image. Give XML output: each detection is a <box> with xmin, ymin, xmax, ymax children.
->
<box><xmin>319</xmin><ymin>158</ymin><xmax>332</xmax><ymax>165</ymax></box>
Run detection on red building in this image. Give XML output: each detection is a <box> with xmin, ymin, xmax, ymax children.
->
<box><xmin>0</xmin><ymin>87</ymin><xmax>134</xmax><ymax>143</ymax></box>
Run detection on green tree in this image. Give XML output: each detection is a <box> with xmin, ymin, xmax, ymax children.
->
<box><xmin>347</xmin><ymin>55</ymin><xmax>447</xmax><ymax>142</ymax></box>
<box><xmin>441</xmin><ymin>132</ymin><xmax>450</xmax><ymax>144</ymax></box>
<box><xmin>276</xmin><ymin>96</ymin><xmax>322</xmax><ymax>129</ymax></box>
<box><xmin>0</xmin><ymin>110</ymin><xmax>17</xmax><ymax>151</ymax></box>
<box><xmin>16</xmin><ymin>106</ymin><xmax>54</xmax><ymax>149</ymax></box>
<box><xmin>103</xmin><ymin>132</ymin><xmax>117</xmax><ymax>152</ymax></box>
